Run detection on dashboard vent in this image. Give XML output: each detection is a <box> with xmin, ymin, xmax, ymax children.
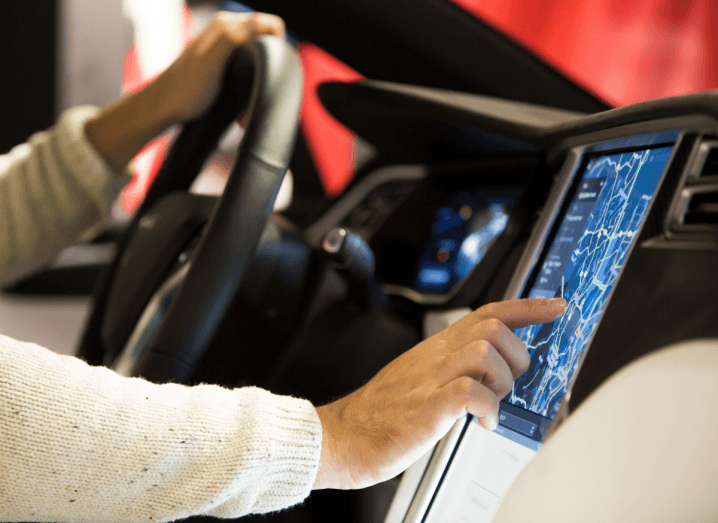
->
<box><xmin>681</xmin><ymin>139</ymin><xmax>718</xmax><ymax>229</ymax></box>
<box><xmin>661</xmin><ymin>137</ymin><xmax>718</xmax><ymax>249</ymax></box>
<box><xmin>683</xmin><ymin>190</ymin><xmax>718</xmax><ymax>225</ymax></box>
<box><xmin>699</xmin><ymin>146</ymin><xmax>718</xmax><ymax>178</ymax></box>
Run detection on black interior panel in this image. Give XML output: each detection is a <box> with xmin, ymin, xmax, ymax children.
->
<box><xmin>246</xmin><ymin>0</ymin><xmax>608</xmax><ymax>113</ymax></box>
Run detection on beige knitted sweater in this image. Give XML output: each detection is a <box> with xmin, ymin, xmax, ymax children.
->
<box><xmin>0</xmin><ymin>107</ymin><xmax>322</xmax><ymax>522</ymax></box>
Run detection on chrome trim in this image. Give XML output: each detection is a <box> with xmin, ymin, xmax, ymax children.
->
<box><xmin>322</xmin><ymin>227</ymin><xmax>347</xmax><ymax>254</ymax></box>
<box><xmin>398</xmin><ymin>418</ymin><xmax>467</xmax><ymax>523</ymax></box>
<box><xmin>111</xmin><ymin>264</ymin><xmax>190</xmax><ymax>376</ymax></box>
<box><xmin>304</xmin><ymin>164</ymin><xmax>428</xmax><ymax>247</ymax></box>
<box><xmin>502</xmin><ymin>148</ymin><xmax>583</xmax><ymax>300</ymax></box>
<box><xmin>383</xmin><ymin>449</ymin><xmax>434</xmax><ymax>523</ymax></box>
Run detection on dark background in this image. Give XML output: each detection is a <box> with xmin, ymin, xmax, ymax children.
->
<box><xmin>0</xmin><ymin>2</ymin><xmax>57</xmax><ymax>154</ymax></box>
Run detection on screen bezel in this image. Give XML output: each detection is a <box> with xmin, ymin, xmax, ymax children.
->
<box><xmin>389</xmin><ymin>128</ymin><xmax>683</xmax><ymax>523</ymax></box>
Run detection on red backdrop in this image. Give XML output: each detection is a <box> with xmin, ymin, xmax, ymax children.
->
<box><xmin>452</xmin><ymin>0</ymin><xmax>718</xmax><ymax>107</ymax></box>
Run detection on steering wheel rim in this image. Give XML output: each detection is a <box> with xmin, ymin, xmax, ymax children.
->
<box><xmin>76</xmin><ymin>36</ymin><xmax>303</xmax><ymax>384</ymax></box>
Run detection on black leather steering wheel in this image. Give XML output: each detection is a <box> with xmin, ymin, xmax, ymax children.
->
<box><xmin>76</xmin><ymin>36</ymin><xmax>303</xmax><ymax>384</ymax></box>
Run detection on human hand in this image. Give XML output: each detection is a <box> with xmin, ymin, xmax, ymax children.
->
<box><xmin>85</xmin><ymin>11</ymin><xmax>285</xmax><ymax>172</ymax></box>
<box><xmin>313</xmin><ymin>298</ymin><xmax>566</xmax><ymax>490</ymax></box>
<box><xmin>158</xmin><ymin>11</ymin><xmax>286</xmax><ymax>123</ymax></box>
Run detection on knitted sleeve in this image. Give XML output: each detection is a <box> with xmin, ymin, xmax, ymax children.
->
<box><xmin>0</xmin><ymin>106</ymin><xmax>130</xmax><ymax>286</ymax></box>
<box><xmin>0</xmin><ymin>335</ymin><xmax>322</xmax><ymax>522</ymax></box>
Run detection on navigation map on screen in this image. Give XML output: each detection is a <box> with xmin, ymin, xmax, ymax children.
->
<box><xmin>507</xmin><ymin>145</ymin><xmax>673</xmax><ymax>419</ymax></box>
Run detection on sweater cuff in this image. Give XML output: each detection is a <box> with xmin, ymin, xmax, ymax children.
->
<box><xmin>208</xmin><ymin>387</ymin><xmax>322</xmax><ymax>517</ymax></box>
<box><xmin>54</xmin><ymin>105</ymin><xmax>132</xmax><ymax>215</ymax></box>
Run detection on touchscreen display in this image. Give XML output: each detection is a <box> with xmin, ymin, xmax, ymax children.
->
<box><xmin>508</xmin><ymin>145</ymin><xmax>674</xmax><ymax>419</ymax></box>
<box><xmin>423</xmin><ymin>140</ymin><xmax>675</xmax><ymax>523</ymax></box>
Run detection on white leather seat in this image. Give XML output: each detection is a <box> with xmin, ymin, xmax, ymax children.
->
<box><xmin>495</xmin><ymin>339</ymin><xmax>718</xmax><ymax>523</ymax></box>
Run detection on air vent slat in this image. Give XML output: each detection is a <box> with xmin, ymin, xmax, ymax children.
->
<box><xmin>700</xmin><ymin>147</ymin><xmax>718</xmax><ymax>177</ymax></box>
<box><xmin>657</xmin><ymin>135</ymin><xmax>718</xmax><ymax>249</ymax></box>
<box><xmin>684</xmin><ymin>192</ymin><xmax>718</xmax><ymax>225</ymax></box>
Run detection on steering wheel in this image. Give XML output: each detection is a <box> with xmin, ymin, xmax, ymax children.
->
<box><xmin>76</xmin><ymin>36</ymin><xmax>303</xmax><ymax>384</ymax></box>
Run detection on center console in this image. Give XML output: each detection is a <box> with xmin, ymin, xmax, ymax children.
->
<box><xmin>383</xmin><ymin>115</ymin><xmax>718</xmax><ymax>522</ymax></box>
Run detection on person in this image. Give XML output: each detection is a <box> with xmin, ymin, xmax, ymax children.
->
<box><xmin>0</xmin><ymin>11</ymin><xmax>566</xmax><ymax>522</ymax></box>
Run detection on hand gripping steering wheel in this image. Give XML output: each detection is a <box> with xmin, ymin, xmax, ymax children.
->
<box><xmin>76</xmin><ymin>36</ymin><xmax>303</xmax><ymax>384</ymax></box>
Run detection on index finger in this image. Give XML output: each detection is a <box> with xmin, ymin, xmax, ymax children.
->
<box><xmin>448</xmin><ymin>298</ymin><xmax>566</xmax><ymax>337</ymax></box>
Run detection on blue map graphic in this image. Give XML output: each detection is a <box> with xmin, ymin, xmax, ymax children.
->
<box><xmin>507</xmin><ymin>145</ymin><xmax>673</xmax><ymax>419</ymax></box>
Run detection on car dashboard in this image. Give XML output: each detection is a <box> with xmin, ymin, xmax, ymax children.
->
<box><xmin>303</xmin><ymin>80</ymin><xmax>718</xmax><ymax>522</ymax></box>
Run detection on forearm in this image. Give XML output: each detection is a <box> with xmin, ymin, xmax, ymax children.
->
<box><xmin>0</xmin><ymin>66</ymin><xmax>180</xmax><ymax>285</ymax></box>
<box><xmin>0</xmin><ymin>107</ymin><xmax>130</xmax><ymax>285</ymax></box>
<box><xmin>0</xmin><ymin>335</ymin><xmax>321</xmax><ymax>522</ymax></box>
<box><xmin>84</xmin><ymin>77</ymin><xmax>177</xmax><ymax>173</ymax></box>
